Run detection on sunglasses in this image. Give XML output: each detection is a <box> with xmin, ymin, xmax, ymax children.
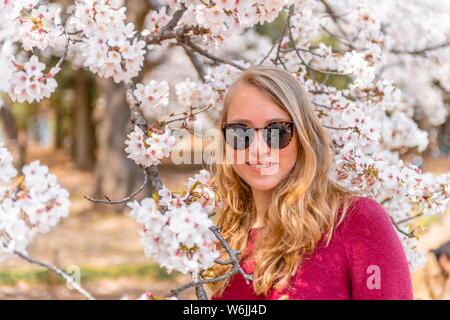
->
<box><xmin>221</xmin><ymin>121</ymin><xmax>295</xmax><ymax>150</ymax></box>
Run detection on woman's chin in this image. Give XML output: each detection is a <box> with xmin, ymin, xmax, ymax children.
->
<box><xmin>232</xmin><ymin>164</ymin><xmax>286</xmax><ymax>191</ymax></box>
<box><xmin>242</xmin><ymin>176</ymin><xmax>281</xmax><ymax>191</ymax></box>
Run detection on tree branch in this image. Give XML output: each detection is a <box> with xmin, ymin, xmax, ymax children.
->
<box><xmin>391</xmin><ymin>42</ymin><xmax>450</xmax><ymax>55</ymax></box>
<box><xmin>272</xmin><ymin>5</ymin><xmax>294</xmax><ymax>69</ymax></box>
<box><xmin>389</xmin><ymin>217</ymin><xmax>417</xmax><ymax>239</ymax></box>
<box><xmin>286</xmin><ymin>7</ymin><xmax>349</xmax><ymax>76</ymax></box>
<box><xmin>159</xmin><ymin>104</ymin><xmax>214</xmax><ymax>126</ymax></box>
<box><xmin>209</xmin><ymin>225</ymin><xmax>253</xmax><ymax>284</ymax></box>
<box><xmin>182</xmin><ymin>44</ymin><xmax>207</xmax><ymax>81</ymax></box>
<box><xmin>13</xmin><ymin>250</ymin><xmax>95</xmax><ymax>300</ymax></box>
<box><xmin>258</xmin><ymin>5</ymin><xmax>292</xmax><ymax>66</ymax></box>
<box><xmin>396</xmin><ymin>212</ymin><xmax>424</xmax><ymax>225</ymax></box>
<box><xmin>159</xmin><ymin>3</ymin><xmax>187</xmax><ymax>35</ymax></box>
<box><xmin>319</xmin><ymin>0</ymin><xmax>353</xmax><ymax>49</ymax></box>
<box><xmin>178</xmin><ymin>36</ymin><xmax>246</xmax><ymax>71</ymax></box>
<box><xmin>84</xmin><ymin>168</ymin><xmax>149</xmax><ymax>204</ymax></box>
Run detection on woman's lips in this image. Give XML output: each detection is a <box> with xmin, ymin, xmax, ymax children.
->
<box><xmin>245</xmin><ymin>162</ymin><xmax>277</xmax><ymax>171</ymax></box>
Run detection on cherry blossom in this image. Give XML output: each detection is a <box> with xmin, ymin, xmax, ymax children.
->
<box><xmin>0</xmin><ymin>147</ymin><xmax>70</xmax><ymax>259</ymax></box>
<box><xmin>134</xmin><ymin>80</ymin><xmax>170</xmax><ymax>117</ymax></box>
<box><xmin>70</xmin><ymin>0</ymin><xmax>146</xmax><ymax>83</ymax></box>
<box><xmin>144</xmin><ymin>6</ymin><xmax>171</xmax><ymax>34</ymax></box>
<box><xmin>127</xmin><ymin>170</ymin><xmax>219</xmax><ymax>274</ymax></box>
<box><xmin>8</xmin><ymin>55</ymin><xmax>60</xmax><ymax>103</ymax></box>
<box><xmin>0</xmin><ymin>144</ymin><xmax>17</xmax><ymax>184</ymax></box>
<box><xmin>125</xmin><ymin>125</ymin><xmax>177</xmax><ymax>167</ymax></box>
<box><xmin>337</xmin><ymin>51</ymin><xmax>376</xmax><ymax>88</ymax></box>
<box><xmin>15</xmin><ymin>3</ymin><xmax>63</xmax><ymax>51</ymax></box>
<box><xmin>0</xmin><ymin>41</ymin><xmax>15</xmax><ymax>94</ymax></box>
<box><xmin>204</xmin><ymin>63</ymin><xmax>244</xmax><ymax>97</ymax></box>
<box><xmin>175</xmin><ymin>79</ymin><xmax>218</xmax><ymax>111</ymax></box>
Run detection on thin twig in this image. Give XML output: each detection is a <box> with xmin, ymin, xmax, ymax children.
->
<box><xmin>179</xmin><ymin>37</ymin><xmax>246</xmax><ymax>71</ymax></box>
<box><xmin>209</xmin><ymin>225</ymin><xmax>253</xmax><ymax>284</ymax></box>
<box><xmin>55</xmin><ymin>30</ymin><xmax>71</xmax><ymax>70</ymax></box>
<box><xmin>389</xmin><ymin>217</ymin><xmax>417</xmax><ymax>239</ymax></box>
<box><xmin>160</xmin><ymin>104</ymin><xmax>214</xmax><ymax>126</ymax></box>
<box><xmin>159</xmin><ymin>3</ymin><xmax>187</xmax><ymax>35</ymax></box>
<box><xmin>181</xmin><ymin>44</ymin><xmax>207</xmax><ymax>81</ymax></box>
<box><xmin>396</xmin><ymin>212</ymin><xmax>424</xmax><ymax>225</ymax></box>
<box><xmin>13</xmin><ymin>250</ymin><xmax>95</xmax><ymax>300</ymax></box>
<box><xmin>323</xmin><ymin>125</ymin><xmax>356</xmax><ymax>131</ymax></box>
<box><xmin>391</xmin><ymin>42</ymin><xmax>450</xmax><ymax>55</ymax></box>
<box><xmin>287</xmin><ymin>11</ymin><xmax>349</xmax><ymax>76</ymax></box>
<box><xmin>214</xmin><ymin>258</ymin><xmax>233</xmax><ymax>265</ymax></box>
<box><xmin>164</xmin><ymin>225</ymin><xmax>253</xmax><ymax>299</ymax></box>
<box><xmin>84</xmin><ymin>169</ymin><xmax>149</xmax><ymax>204</ymax></box>
<box><xmin>272</xmin><ymin>5</ymin><xmax>294</xmax><ymax>69</ymax></box>
<box><xmin>319</xmin><ymin>0</ymin><xmax>353</xmax><ymax>48</ymax></box>
<box><xmin>258</xmin><ymin>6</ymin><xmax>292</xmax><ymax>66</ymax></box>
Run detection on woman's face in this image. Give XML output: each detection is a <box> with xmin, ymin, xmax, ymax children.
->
<box><xmin>225</xmin><ymin>81</ymin><xmax>299</xmax><ymax>192</ymax></box>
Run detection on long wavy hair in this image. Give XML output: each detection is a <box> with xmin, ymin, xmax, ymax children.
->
<box><xmin>208</xmin><ymin>65</ymin><xmax>360</xmax><ymax>297</ymax></box>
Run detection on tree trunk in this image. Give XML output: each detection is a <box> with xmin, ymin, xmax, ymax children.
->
<box><xmin>73</xmin><ymin>69</ymin><xmax>96</xmax><ymax>170</ymax></box>
<box><xmin>0</xmin><ymin>100</ymin><xmax>26</xmax><ymax>169</ymax></box>
<box><xmin>91</xmin><ymin>79</ymin><xmax>145</xmax><ymax>212</ymax></box>
<box><xmin>54</xmin><ymin>96</ymin><xmax>65</xmax><ymax>150</ymax></box>
<box><xmin>90</xmin><ymin>0</ymin><xmax>153</xmax><ymax>212</ymax></box>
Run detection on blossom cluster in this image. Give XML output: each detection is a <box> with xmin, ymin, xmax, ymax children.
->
<box><xmin>1</xmin><ymin>0</ymin><xmax>62</xmax><ymax>51</ymax></box>
<box><xmin>134</xmin><ymin>80</ymin><xmax>170</xmax><ymax>118</ymax></box>
<box><xmin>70</xmin><ymin>0</ymin><xmax>146</xmax><ymax>83</ymax></box>
<box><xmin>178</xmin><ymin>0</ymin><xmax>291</xmax><ymax>38</ymax></box>
<box><xmin>8</xmin><ymin>55</ymin><xmax>60</xmax><ymax>103</ymax></box>
<box><xmin>332</xmin><ymin>144</ymin><xmax>450</xmax><ymax>269</ymax></box>
<box><xmin>175</xmin><ymin>79</ymin><xmax>216</xmax><ymax>110</ymax></box>
<box><xmin>125</xmin><ymin>125</ymin><xmax>177</xmax><ymax>167</ymax></box>
<box><xmin>0</xmin><ymin>145</ymin><xmax>70</xmax><ymax>259</ymax></box>
<box><xmin>127</xmin><ymin>170</ymin><xmax>219</xmax><ymax>274</ymax></box>
<box><xmin>0</xmin><ymin>1</ymin><xmax>63</xmax><ymax>103</ymax></box>
<box><xmin>15</xmin><ymin>2</ymin><xmax>63</xmax><ymax>51</ymax></box>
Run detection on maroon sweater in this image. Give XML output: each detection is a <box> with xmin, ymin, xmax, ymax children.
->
<box><xmin>210</xmin><ymin>196</ymin><xmax>413</xmax><ymax>300</ymax></box>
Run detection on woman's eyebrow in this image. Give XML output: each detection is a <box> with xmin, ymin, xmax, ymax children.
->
<box><xmin>226</xmin><ymin>118</ymin><xmax>292</xmax><ymax>125</ymax></box>
<box><xmin>265</xmin><ymin>118</ymin><xmax>291</xmax><ymax>124</ymax></box>
<box><xmin>227</xmin><ymin>119</ymin><xmax>253</xmax><ymax>124</ymax></box>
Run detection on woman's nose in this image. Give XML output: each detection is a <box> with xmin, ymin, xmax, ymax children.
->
<box><xmin>248</xmin><ymin>129</ymin><xmax>270</xmax><ymax>158</ymax></box>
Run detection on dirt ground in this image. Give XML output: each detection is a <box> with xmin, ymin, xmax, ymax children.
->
<box><xmin>0</xmin><ymin>145</ymin><xmax>449</xmax><ymax>300</ymax></box>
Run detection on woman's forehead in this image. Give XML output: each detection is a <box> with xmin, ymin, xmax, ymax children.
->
<box><xmin>226</xmin><ymin>83</ymin><xmax>291</xmax><ymax>124</ymax></box>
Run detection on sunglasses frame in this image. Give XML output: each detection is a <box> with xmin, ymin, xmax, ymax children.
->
<box><xmin>221</xmin><ymin>120</ymin><xmax>295</xmax><ymax>150</ymax></box>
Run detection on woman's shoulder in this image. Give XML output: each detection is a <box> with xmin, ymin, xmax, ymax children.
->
<box><xmin>336</xmin><ymin>196</ymin><xmax>396</xmax><ymax>241</ymax></box>
<box><xmin>334</xmin><ymin>196</ymin><xmax>413</xmax><ymax>299</ymax></box>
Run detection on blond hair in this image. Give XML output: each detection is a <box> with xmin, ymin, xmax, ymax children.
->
<box><xmin>208</xmin><ymin>65</ymin><xmax>359</xmax><ymax>297</ymax></box>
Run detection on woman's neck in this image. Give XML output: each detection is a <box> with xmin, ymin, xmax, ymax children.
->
<box><xmin>251</xmin><ymin>188</ymin><xmax>273</xmax><ymax>229</ymax></box>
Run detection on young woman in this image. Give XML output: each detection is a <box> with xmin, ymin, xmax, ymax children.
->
<box><xmin>209</xmin><ymin>65</ymin><xmax>413</xmax><ymax>300</ymax></box>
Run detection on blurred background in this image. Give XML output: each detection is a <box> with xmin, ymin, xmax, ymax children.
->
<box><xmin>0</xmin><ymin>0</ymin><xmax>449</xmax><ymax>299</ymax></box>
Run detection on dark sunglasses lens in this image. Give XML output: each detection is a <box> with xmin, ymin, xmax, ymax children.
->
<box><xmin>223</xmin><ymin>126</ymin><xmax>254</xmax><ymax>150</ymax></box>
<box><xmin>265</xmin><ymin>123</ymin><xmax>293</xmax><ymax>149</ymax></box>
